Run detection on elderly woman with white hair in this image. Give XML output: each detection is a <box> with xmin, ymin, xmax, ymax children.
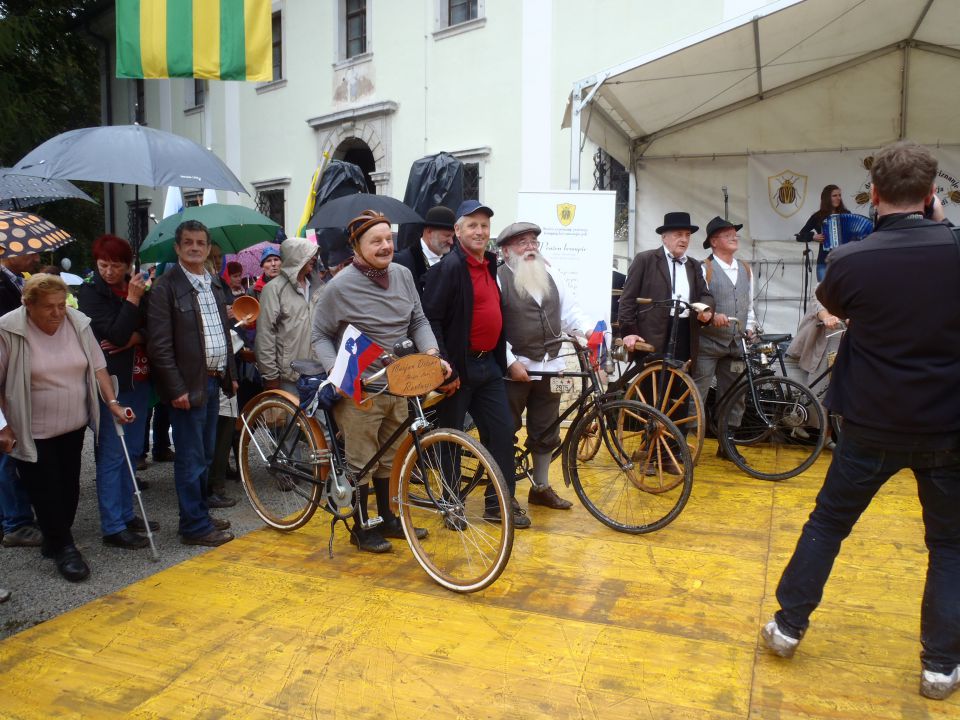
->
<box><xmin>0</xmin><ymin>274</ymin><xmax>135</xmax><ymax>582</ymax></box>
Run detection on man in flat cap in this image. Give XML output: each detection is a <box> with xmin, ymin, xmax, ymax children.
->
<box><xmin>498</xmin><ymin>221</ymin><xmax>590</xmax><ymax>510</ymax></box>
<box><xmin>619</xmin><ymin>211</ymin><xmax>713</xmax><ymax>364</ymax></box>
<box><xmin>422</xmin><ymin>200</ymin><xmax>531</xmax><ymax>528</ymax></box>
<box><xmin>393</xmin><ymin>205</ymin><xmax>456</xmax><ymax>296</ymax></box>
<box><xmin>693</xmin><ymin>216</ymin><xmax>755</xmax><ymax>462</ymax></box>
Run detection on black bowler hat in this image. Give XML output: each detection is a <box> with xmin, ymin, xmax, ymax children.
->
<box><xmin>656</xmin><ymin>211</ymin><xmax>698</xmax><ymax>235</ymax></box>
<box><xmin>423</xmin><ymin>205</ymin><xmax>456</xmax><ymax>230</ymax></box>
<box><xmin>702</xmin><ymin>216</ymin><xmax>743</xmax><ymax>248</ymax></box>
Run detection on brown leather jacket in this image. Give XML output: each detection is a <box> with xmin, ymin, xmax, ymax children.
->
<box><xmin>147</xmin><ymin>264</ymin><xmax>236</xmax><ymax>407</ymax></box>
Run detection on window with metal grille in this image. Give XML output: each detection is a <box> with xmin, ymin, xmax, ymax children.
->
<box><xmin>346</xmin><ymin>0</ymin><xmax>366</xmax><ymax>58</ymax></box>
<box><xmin>134</xmin><ymin>79</ymin><xmax>146</xmax><ymax>125</ymax></box>
<box><xmin>256</xmin><ymin>189</ymin><xmax>285</xmax><ymax>229</ymax></box>
<box><xmin>462</xmin><ymin>162</ymin><xmax>480</xmax><ymax>201</ymax></box>
<box><xmin>449</xmin><ymin>0</ymin><xmax>478</xmax><ymax>25</ymax></box>
<box><xmin>593</xmin><ymin>149</ymin><xmax>629</xmax><ymax>240</ymax></box>
<box><xmin>183</xmin><ymin>191</ymin><xmax>202</xmax><ymax>208</ymax></box>
<box><xmin>127</xmin><ymin>201</ymin><xmax>150</xmax><ymax>250</ymax></box>
<box><xmin>272</xmin><ymin>11</ymin><xmax>283</xmax><ymax>80</ymax></box>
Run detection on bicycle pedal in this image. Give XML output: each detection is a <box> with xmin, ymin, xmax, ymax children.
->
<box><xmin>361</xmin><ymin>515</ymin><xmax>383</xmax><ymax>530</ymax></box>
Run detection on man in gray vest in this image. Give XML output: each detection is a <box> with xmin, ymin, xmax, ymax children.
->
<box><xmin>498</xmin><ymin>221</ymin><xmax>590</xmax><ymax>510</ymax></box>
<box><xmin>692</xmin><ymin>216</ymin><xmax>754</xmax><ymax>463</ymax></box>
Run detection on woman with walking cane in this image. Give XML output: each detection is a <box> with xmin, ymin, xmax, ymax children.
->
<box><xmin>0</xmin><ymin>274</ymin><xmax>135</xmax><ymax>582</ymax></box>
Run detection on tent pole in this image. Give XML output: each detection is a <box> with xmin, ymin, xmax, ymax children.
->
<box><xmin>627</xmin><ymin>159</ymin><xmax>637</xmax><ymax>260</ymax></box>
<box><xmin>899</xmin><ymin>44</ymin><xmax>910</xmax><ymax>139</ymax></box>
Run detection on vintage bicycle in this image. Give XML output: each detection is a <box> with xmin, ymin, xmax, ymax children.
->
<box><xmin>617</xmin><ymin>298</ymin><xmax>826</xmax><ymax>481</ymax></box>
<box><xmin>237</xmin><ymin>348</ymin><xmax>513</xmax><ymax>593</ymax></box>
<box><xmin>510</xmin><ymin>334</ymin><xmax>694</xmax><ymax>534</ymax></box>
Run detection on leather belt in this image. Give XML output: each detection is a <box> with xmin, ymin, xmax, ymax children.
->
<box><xmin>467</xmin><ymin>349</ymin><xmax>491</xmax><ymax>359</ymax></box>
<box><xmin>207</xmin><ymin>370</ymin><xmax>223</xmax><ymax>378</ymax></box>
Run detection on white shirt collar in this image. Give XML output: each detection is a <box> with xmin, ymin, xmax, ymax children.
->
<box><xmin>420</xmin><ymin>239</ymin><xmax>443</xmax><ymax>266</ymax></box>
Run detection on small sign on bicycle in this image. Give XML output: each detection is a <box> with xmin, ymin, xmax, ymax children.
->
<box><xmin>549</xmin><ymin>376</ymin><xmax>575</xmax><ymax>394</ymax></box>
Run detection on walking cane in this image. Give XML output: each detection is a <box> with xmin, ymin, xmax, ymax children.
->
<box><xmin>111</xmin><ymin>377</ymin><xmax>160</xmax><ymax>560</ymax></box>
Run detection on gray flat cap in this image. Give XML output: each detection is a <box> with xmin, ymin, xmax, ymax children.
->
<box><xmin>496</xmin><ymin>221</ymin><xmax>542</xmax><ymax>247</ymax></box>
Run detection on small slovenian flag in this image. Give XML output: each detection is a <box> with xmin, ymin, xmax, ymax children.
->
<box><xmin>587</xmin><ymin>320</ymin><xmax>607</xmax><ymax>365</ymax></box>
<box><xmin>328</xmin><ymin>324</ymin><xmax>383</xmax><ymax>404</ymax></box>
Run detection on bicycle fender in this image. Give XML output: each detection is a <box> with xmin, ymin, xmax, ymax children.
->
<box><xmin>389</xmin><ymin>433</ymin><xmax>416</xmax><ymax>515</ymax></box>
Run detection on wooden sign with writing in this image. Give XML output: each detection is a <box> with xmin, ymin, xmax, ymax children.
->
<box><xmin>385</xmin><ymin>354</ymin><xmax>445</xmax><ymax>397</ymax></box>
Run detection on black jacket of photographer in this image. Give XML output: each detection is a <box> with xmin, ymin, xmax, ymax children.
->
<box><xmin>77</xmin><ymin>270</ymin><xmax>149</xmax><ymax>393</ymax></box>
<box><xmin>817</xmin><ymin>213</ymin><xmax>960</xmax><ymax>445</ymax></box>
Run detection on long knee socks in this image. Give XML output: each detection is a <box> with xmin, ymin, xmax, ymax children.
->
<box><xmin>373</xmin><ymin>476</ymin><xmax>396</xmax><ymax>524</ymax></box>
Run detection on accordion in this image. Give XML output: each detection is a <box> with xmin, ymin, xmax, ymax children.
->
<box><xmin>823</xmin><ymin>213</ymin><xmax>874</xmax><ymax>251</ymax></box>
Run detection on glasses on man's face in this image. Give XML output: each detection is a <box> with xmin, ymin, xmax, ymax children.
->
<box><xmin>510</xmin><ymin>238</ymin><xmax>540</xmax><ymax>250</ymax></box>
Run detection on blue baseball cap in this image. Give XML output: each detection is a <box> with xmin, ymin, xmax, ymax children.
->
<box><xmin>259</xmin><ymin>246</ymin><xmax>281</xmax><ymax>266</ymax></box>
<box><xmin>455</xmin><ymin>199</ymin><xmax>494</xmax><ymax>219</ymax></box>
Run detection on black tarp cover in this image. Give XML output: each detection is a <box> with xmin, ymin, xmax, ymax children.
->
<box><xmin>396</xmin><ymin>152</ymin><xmax>463</xmax><ymax>251</ymax></box>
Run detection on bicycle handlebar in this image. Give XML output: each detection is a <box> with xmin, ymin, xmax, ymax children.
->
<box><xmin>636</xmin><ymin>297</ymin><xmax>711</xmax><ymax>315</ymax></box>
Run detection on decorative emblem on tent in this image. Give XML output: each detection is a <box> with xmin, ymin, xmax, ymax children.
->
<box><xmin>768</xmin><ymin>170</ymin><xmax>807</xmax><ymax>218</ymax></box>
<box><xmin>556</xmin><ymin>203</ymin><xmax>576</xmax><ymax>226</ymax></box>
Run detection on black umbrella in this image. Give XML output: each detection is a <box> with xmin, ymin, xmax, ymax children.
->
<box><xmin>306</xmin><ymin>193</ymin><xmax>422</xmax><ymax>229</ymax></box>
<box><xmin>0</xmin><ymin>210</ymin><xmax>76</xmax><ymax>258</ymax></box>
<box><xmin>11</xmin><ymin>125</ymin><xmax>247</xmax><ymax>193</ymax></box>
<box><xmin>0</xmin><ymin>168</ymin><xmax>95</xmax><ymax>210</ymax></box>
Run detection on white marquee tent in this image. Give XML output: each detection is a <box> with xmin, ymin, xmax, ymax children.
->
<box><xmin>567</xmin><ymin>0</ymin><xmax>960</xmax><ymax>332</ymax></box>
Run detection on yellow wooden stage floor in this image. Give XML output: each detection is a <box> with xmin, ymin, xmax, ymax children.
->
<box><xmin>1</xmin><ymin>440</ymin><xmax>955</xmax><ymax>719</ymax></box>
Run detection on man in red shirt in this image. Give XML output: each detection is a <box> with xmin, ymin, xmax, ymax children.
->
<box><xmin>422</xmin><ymin>200</ymin><xmax>531</xmax><ymax>528</ymax></box>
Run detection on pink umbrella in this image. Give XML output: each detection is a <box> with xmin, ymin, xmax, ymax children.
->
<box><xmin>230</xmin><ymin>241</ymin><xmax>280</xmax><ymax>278</ymax></box>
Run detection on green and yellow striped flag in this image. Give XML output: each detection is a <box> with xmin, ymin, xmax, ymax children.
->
<box><xmin>116</xmin><ymin>0</ymin><xmax>272</xmax><ymax>82</ymax></box>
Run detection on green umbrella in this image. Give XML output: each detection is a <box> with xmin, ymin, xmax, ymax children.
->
<box><xmin>140</xmin><ymin>203</ymin><xmax>280</xmax><ymax>263</ymax></box>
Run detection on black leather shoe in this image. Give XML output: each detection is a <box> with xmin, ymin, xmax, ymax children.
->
<box><xmin>126</xmin><ymin>516</ymin><xmax>159</xmax><ymax>532</ymax></box>
<box><xmin>181</xmin><ymin>529</ymin><xmax>234</xmax><ymax>547</ymax></box>
<box><xmin>483</xmin><ymin>506</ymin><xmax>532</xmax><ymax>529</ymax></box>
<box><xmin>153</xmin><ymin>448</ymin><xmax>175</xmax><ymax>462</ymax></box>
<box><xmin>378</xmin><ymin>516</ymin><xmax>427</xmax><ymax>540</ymax></box>
<box><xmin>135</xmin><ymin>476</ymin><xmax>150</xmax><ymax>491</ymax></box>
<box><xmin>210</xmin><ymin>517</ymin><xmax>231</xmax><ymax>531</ymax></box>
<box><xmin>349</xmin><ymin>528</ymin><xmax>392</xmax><ymax>553</ymax></box>
<box><xmin>54</xmin><ymin>545</ymin><xmax>90</xmax><ymax>582</ymax></box>
<box><xmin>103</xmin><ymin>529</ymin><xmax>149</xmax><ymax>549</ymax></box>
<box><xmin>206</xmin><ymin>493</ymin><xmax>237</xmax><ymax>508</ymax></box>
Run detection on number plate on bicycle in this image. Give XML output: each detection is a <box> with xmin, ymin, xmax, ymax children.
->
<box><xmin>549</xmin><ymin>377</ymin><xmax>575</xmax><ymax>394</ymax></box>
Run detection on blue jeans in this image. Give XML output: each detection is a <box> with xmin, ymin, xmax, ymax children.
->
<box><xmin>94</xmin><ymin>380</ymin><xmax>151</xmax><ymax>535</ymax></box>
<box><xmin>435</xmin><ymin>355</ymin><xmax>516</xmax><ymax>499</ymax></box>
<box><xmin>0</xmin><ymin>452</ymin><xmax>34</xmax><ymax>534</ymax></box>
<box><xmin>168</xmin><ymin>377</ymin><xmax>220</xmax><ymax>538</ymax></box>
<box><xmin>775</xmin><ymin>431</ymin><xmax>960</xmax><ymax>673</ymax></box>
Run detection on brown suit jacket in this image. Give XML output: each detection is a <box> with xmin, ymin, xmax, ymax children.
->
<box><xmin>618</xmin><ymin>247</ymin><xmax>714</xmax><ymax>362</ymax></box>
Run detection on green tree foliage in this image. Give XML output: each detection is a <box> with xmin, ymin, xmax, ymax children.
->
<box><xmin>0</xmin><ymin>0</ymin><xmax>105</xmax><ymax>271</ymax></box>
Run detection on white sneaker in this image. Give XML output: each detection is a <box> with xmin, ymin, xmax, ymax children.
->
<box><xmin>761</xmin><ymin>619</ymin><xmax>800</xmax><ymax>658</ymax></box>
<box><xmin>920</xmin><ymin>666</ymin><xmax>960</xmax><ymax>700</ymax></box>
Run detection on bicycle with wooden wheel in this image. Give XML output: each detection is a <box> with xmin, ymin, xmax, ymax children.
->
<box><xmin>237</xmin><ymin>349</ymin><xmax>513</xmax><ymax>593</ymax></box>
<box><xmin>510</xmin><ymin>334</ymin><xmax>694</xmax><ymax>534</ymax></box>
<box><xmin>614</xmin><ymin>296</ymin><xmax>710</xmax><ymax>465</ymax></box>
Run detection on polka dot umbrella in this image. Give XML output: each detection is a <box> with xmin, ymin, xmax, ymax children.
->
<box><xmin>0</xmin><ymin>210</ymin><xmax>76</xmax><ymax>259</ymax></box>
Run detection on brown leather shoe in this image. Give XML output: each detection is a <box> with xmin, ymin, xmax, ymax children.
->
<box><xmin>210</xmin><ymin>517</ymin><xmax>231</xmax><ymax>531</ymax></box>
<box><xmin>528</xmin><ymin>485</ymin><xmax>573</xmax><ymax>510</ymax></box>
<box><xmin>181</xmin><ymin>529</ymin><xmax>234</xmax><ymax>547</ymax></box>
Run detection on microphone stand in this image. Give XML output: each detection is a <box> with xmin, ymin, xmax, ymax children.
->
<box><xmin>800</xmin><ymin>237</ymin><xmax>813</xmax><ymax>314</ymax></box>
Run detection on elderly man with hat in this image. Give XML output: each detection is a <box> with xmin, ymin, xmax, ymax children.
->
<box><xmin>693</xmin><ymin>216</ymin><xmax>755</xmax><ymax>462</ymax></box>
<box><xmin>619</xmin><ymin>211</ymin><xmax>714</xmax><ymax>363</ymax></box>
<box><xmin>498</xmin><ymin>221</ymin><xmax>590</xmax><ymax>510</ymax></box>
<box><xmin>312</xmin><ymin>211</ymin><xmax>446</xmax><ymax>554</ymax></box>
<box><xmin>393</xmin><ymin>205</ymin><xmax>456</xmax><ymax>296</ymax></box>
<box><xmin>422</xmin><ymin>200</ymin><xmax>531</xmax><ymax>528</ymax></box>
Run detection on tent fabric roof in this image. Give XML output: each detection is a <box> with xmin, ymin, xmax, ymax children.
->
<box><xmin>571</xmin><ymin>0</ymin><xmax>960</xmax><ymax>158</ymax></box>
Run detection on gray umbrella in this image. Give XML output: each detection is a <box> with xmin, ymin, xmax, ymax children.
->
<box><xmin>11</xmin><ymin>125</ymin><xmax>247</xmax><ymax>194</ymax></box>
<box><xmin>0</xmin><ymin>168</ymin><xmax>95</xmax><ymax>210</ymax></box>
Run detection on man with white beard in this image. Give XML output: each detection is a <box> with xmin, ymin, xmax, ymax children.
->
<box><xmin>497</xmin><ymin>222</ymin><xmax>590</xmax><ymax>510</ymax></box>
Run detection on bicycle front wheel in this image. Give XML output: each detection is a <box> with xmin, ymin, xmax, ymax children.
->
<box><xmin>398</xmin><ymin>429</ymin><xmax>513</xmax><ymax>593</ymax></box>
<box><xmin>625</xmin><ymin>363</ymin><xmax>705</xmax><ymax>464</ymax></box>
<box><xmin>238</xmin><ymin>392</ymin><xmax>323</xmax><ymax>530</ymax></box>
<box><xmin>718</xmin><ymin>376</ymin><xmax>826</xmax><ymax>481</ymax></box>
<box><xmin>564</xmin><ymin>400</ymin><xmax>693</xmax><ymax>534</ymax></box>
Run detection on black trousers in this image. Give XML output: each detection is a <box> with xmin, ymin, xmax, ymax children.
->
<box><xmin>15</xmin><ymin>426</ymin><xmax>86</xmax><ymax>552</ymax></box>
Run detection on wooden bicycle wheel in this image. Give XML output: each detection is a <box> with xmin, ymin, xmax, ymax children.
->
<box><xmin>624</xmin><ymin>362</ymin><xmax>704</xmax><ymax>464</ymax></box>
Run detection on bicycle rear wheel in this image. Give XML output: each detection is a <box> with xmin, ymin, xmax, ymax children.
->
<box><xmin>718</xmin><ymin>376</ymin><xmax>826</xmax><ymax>481</ymax></box>
<box><xmin>398</xmin><ymin>429</ymin><xmax>513</xmax><ymax>593</ymax></box>
<box><xmin>625</xmin><ymin>363</ymin><xmax>705</xmax><ymax>464</ymax></box>
<box><xmin>564</xmin><ymin>400</ymin><xmax>693</xmax><ymax>534</ymax></box>
<box><xmin>239</xmin><ymin>393</ymin><xmax>323</xmax><ymax>530</ymax></box>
